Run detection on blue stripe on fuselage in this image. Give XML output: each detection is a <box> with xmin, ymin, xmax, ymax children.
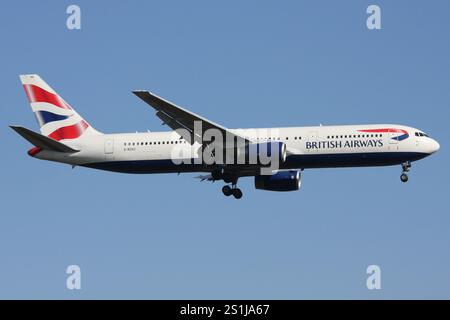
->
<box><xmin>395</xmin><ymin>134</ymin><xmax>409</xmax><ymax>141</ymax></box>
<box><xmin>81</xmin><ymin>152</ymin><xmax>429</xmax><ymax>174</ymax></box>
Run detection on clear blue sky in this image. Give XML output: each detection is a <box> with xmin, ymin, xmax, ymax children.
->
<box><xmin>1</xmin><ymin>0</ymin><xmax>449</xmax><ymax>299</ymax></box>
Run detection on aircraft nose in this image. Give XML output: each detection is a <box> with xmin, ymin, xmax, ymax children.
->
<box><xmin>430</xmin><ymin>139</ymin><xmax>440</xmax><ymax>154</ymax></box>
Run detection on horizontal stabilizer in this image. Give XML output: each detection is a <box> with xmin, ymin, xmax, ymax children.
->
<box><xmin>10</xmin><ymin>125</ymin><xmax>79</xmax><ymax>153</ymax></box>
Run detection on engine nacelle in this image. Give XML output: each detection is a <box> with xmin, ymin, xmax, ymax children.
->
<box><xmin>254</xmin><ymin>170</ymin><xmax>301</xmax><ymax>192</ymax></box>
<box><xmin>229</xmin><ymin>141</ymin><xmax>286</xmax><ymax>165</ymax></box>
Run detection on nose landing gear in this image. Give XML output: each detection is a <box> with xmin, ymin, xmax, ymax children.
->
<box><xmin>400</xmin><ymin>161</ymin><xmax>411</xmax><ymax>183</ymax></box>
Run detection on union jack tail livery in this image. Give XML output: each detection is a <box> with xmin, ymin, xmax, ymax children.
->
<box><xmin>20</xmin><ymin>74</ymin><xmax>102</xmax><ymax>141</ymax></box>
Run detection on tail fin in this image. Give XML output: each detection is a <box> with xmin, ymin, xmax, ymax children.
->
<box><xmin>19</xmin><ymin>74</ymin><xmax>101</xmax><ymax>141</ymax></box>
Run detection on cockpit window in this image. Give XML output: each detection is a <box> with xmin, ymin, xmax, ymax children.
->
<box><xmin>415</xmin><ymin>132</ymin><xmax>429</xmax><ymax>137</ymax></box>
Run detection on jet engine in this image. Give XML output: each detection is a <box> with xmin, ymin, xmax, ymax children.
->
<box><xmin>254</xmin><ymin>170</ymin><xmax>301</xmax><ymax>192</ymax></box>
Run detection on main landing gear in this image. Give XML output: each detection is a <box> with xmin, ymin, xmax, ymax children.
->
<box><xmin>214</xmin><ymin>171</ymin><xmax>242</xmax><ymax>199</ymax></box>
<box><xmin>222</xmin><ymin>183</ymin><xmax>243</xmax><ymax>199</ymax></box>
<box><xmin>400</xmin><ymin>161</ymin><xmax>411</xmax><ymax>183</ymax></box>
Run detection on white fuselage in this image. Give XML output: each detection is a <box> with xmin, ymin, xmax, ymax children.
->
<box><xmin>32</xmin><ymin>124</ymin><xmax>440</xmax><ymax>174</ymax></box>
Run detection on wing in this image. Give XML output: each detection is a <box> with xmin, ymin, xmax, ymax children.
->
<box><xmin>132</xmin><ymin>90</ymin><xmax>249</xmax><ymax>145</ymax></box>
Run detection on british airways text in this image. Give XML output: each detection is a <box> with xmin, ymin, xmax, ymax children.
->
<box><xmin>306</xmin><ymin>139</ymin><xmax>383</xmax><ymax>150</ymax></box>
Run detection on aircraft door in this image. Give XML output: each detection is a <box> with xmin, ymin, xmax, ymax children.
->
<box><xmin>388</xmin><ymin>129</ymin><xmax>398</xmax><ymax>144</ymax></box>
<box><xmin>388</xmin><ymin>129</ymin><xmax>398</xmax><ymax>151</ymax></box>
<box><xmin>104</xmin><ymin>139</ymin><xmax>114</xmax><ymax>160</ymax></box>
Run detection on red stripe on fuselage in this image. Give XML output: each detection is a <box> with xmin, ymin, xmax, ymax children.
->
<box><xmin>358</xmin><ymin>128</ymin><xmax>407</xmax><ymax>134</ymax></box>
<box><xmin>23</xmin><ymin>84</ymin><xmax>72</xmax><ymax>110</ymax></box>
<box><xmin>48</xmin><ymin>120</ymin><xmax>89</xmax><ymax>141</ymax></box>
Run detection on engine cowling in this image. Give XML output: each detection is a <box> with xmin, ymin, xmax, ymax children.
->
<box><xmin>254</xmin><ymin>170</ymin><xmax>301</xmax><ymax>192</ymax></box>
<box><xmin>230</xmin><ymin>141</ymin><xmax>286</xmax><ymax>165</ymax></box>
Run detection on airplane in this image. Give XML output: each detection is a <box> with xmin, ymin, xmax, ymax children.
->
<box><xmin>11</xmin><ymin>74</ymin><xmax>440</xmax><ymax>199</ymax></box>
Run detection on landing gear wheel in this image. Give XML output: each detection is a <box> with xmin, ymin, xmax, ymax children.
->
<box><xmin>400</xmin><ymin>162</ymin><xmax>411</xmax><ymax>183</ymax></box>
<box><xmin>400</xmin><ymin>173</ymin><xmax>409</xmax><ymax>183</ymax></box>
<box><xmin>232</xmin><ymin>188</ymin><xmax>243</xmax><ymax>199</ymax></box>
<box><xmin>222</xmin><ymin>185</ymin><xmax>232</xmax><ymax>196</ymax></box>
